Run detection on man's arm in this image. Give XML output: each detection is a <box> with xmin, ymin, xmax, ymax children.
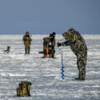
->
<box><xmin>57</xmin><ymin>41</ymin><xmax>70</xmax><ymax>47</ymax></box>
<box><xmin>29</xmin><ymin>36</ymin><xmax>32</xmax><ymax>41</ymax></box>
<box><xmin>23</xmin><ymin>36</ymin><xmax>27</xmax><ymax>41</ymax></box>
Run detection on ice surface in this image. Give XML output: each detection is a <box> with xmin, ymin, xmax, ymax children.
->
<box><xmin>0</xmin><ymin>35</ymin><xmax>100</xmax><ymax>100</ymax></box>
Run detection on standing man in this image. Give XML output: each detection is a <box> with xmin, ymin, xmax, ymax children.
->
<box><xmin>23</xmin><ymin>31</ymin><xmax>32</xmax><ymax>54</ymax></box>
<box><xmin>49</xmin><ymin>32</ymin><xmax>56</xmax><ymax>58</ymax></box>
<box><xmin>57</xmin><ymin>28</ymin><xmax>87</xmax><ymax>80</ymax></box>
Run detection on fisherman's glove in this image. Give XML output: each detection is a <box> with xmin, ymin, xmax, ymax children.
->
<box><xmin>24</xmin><ymin>39</ymin><xmax>27</xmax><ymax>41</ymax></box>
<box><xmin>57</xmin><ymin>42</ymin><xmax>61</xmax><ymax>47</ymax></box>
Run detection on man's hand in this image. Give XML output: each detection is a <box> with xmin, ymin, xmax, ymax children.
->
<box><xmin>57</xmin><ymin>42</ymin><xmax>61</xmax><ymax>47</ymax></box>
<box><xmin>24</xmin><ymin>39</ymin><xmax>27</xmax><ymax>41</ymax></box>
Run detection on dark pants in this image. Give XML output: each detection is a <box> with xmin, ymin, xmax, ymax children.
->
<box><xmin>52</xmin><ymin>49</ymin><xmax>55</xmax><ymax>58</ymax></box>
<box><xmin>25</xmin><ymin>47</ymin><xmax>30</xmax><ymax>54</ymax></box>
<box><xmin>52</xmin><ymin>46</ymin><xmax>55</xmax><ymax>58</ymax></box>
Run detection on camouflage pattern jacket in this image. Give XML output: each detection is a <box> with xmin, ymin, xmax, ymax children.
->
<box><xmin>62</xmin><ymin>31</ymin><xmax>87</xmax><ymax>58</ymax></box>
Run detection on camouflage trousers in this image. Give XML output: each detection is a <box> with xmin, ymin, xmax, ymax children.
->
<box><xmin>77</xmin><ymin>51</ymin><xmax>87</xmax><ymax>80</ymax></box>
<box><xmin>25</xmin><ymin>47</ymin><xmax>30</xmax><ymax>54</ymax></box>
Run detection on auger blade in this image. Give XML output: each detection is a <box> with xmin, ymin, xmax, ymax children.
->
<box><xmin>61</xmin><ymin>69</ymin><xmax>64</xmax><ymax>71</ymax></box>
<box><xmin>61</xmin><ymin>76</ymin><xmax>64</xmax><ymax>79</ymax></box>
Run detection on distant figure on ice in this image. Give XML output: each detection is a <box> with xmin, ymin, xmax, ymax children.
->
<box><xmin>57</xmin><ymin>28</ymin><xmax>87</xmax><ymax>80</ymax></box>
<box><xmin>23</xmin><ymin>32</ymin><xmax>32</xmax><ymax>54</ymax></box>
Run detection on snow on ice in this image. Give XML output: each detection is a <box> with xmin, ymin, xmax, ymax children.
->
<box><xmin>0</xmin><ymin>35</ymin><xmax>100</xmax><ymax>100</ymax></box>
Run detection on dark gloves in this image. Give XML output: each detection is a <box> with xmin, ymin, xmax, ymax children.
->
<box><xmin>64</xmin><ymin>41</ymin><xmax>70</xmax><ymax>46</ymax></box>
<box><xmin>24</xmin><ymin>39</ymin><xmax>27</xmax><ymax>41</ymax></box>
<box><xmin>57</xmin><ymin>42</ymin><xmax>61</xmax><ymax>47</ymax></box>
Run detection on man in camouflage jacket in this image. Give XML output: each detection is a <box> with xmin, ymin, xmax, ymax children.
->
<box><xmin>23</xmin><ymin>32</ymin><xmax>32</xmax><ymax>54</ymax></box>
<box><xmin>57</xmin><ymin>28</ymin><xmax>87</xmax><ymax>80</ymax></box>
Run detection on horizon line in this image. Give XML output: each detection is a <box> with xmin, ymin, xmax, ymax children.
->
<box><xmin>0</xmin><ymin>34</ymin><xmax>100</xmax><ymax>35</ymax></box>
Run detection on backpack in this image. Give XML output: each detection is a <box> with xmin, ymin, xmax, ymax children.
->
<box><xmin>16</xmin><ymin>81</ymin><xmax>32</xmax><ymax>96</ymax></box>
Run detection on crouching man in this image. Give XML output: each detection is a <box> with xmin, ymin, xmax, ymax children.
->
<box><xmin>57</xmin><ymin>28</ymin><xmax>87</xmax><ymax>80</ymax></box>
<box><xmin>23</xmin><ymin>32</ymin><xmax>32</xmax><ymax>54</ymax></box>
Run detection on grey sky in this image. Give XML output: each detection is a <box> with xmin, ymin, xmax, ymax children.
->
<box><xmin>0</xmin><ymin>0</ymin><xmax>100</xmax><ymax>35</ymax></box>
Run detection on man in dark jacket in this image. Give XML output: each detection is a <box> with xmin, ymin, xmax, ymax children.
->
<box><xmin>23</xmin><ymin>32</ymin><xmax>32</xmax><ymax>54</ymax></box>
<box><xmin>49</xmin><ymin>32</ymin><xmax>56</xmax><ymax>58</ymax></box>
<box><xmin>57</xmin><ymin>28</ymin><xmax>87</xmax><ymax>80</ymax></box>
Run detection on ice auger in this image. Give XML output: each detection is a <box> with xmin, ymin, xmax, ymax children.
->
<box><xmin>46</xmin><ymin>46</ymin><xmax>49</xmax><ymax>58</ymax></box>
<box><xmin>59</xmin><ymin>49</ymin><xmax>64</xmax><ymax>79</ymax></box>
